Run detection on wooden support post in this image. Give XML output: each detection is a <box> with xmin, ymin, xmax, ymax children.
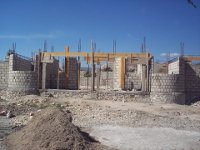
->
<box><xmin>97</xmin><ymin>64</ymin><xmax>101</xmax><ymax>91</ymax></box>
<box><xmin>37</xmin><ymin>51</ymin><xmax>41</xmax><ymax>89</ymax></box>
<box><xmin>106</xmin><ymin>53</ymin><xmax>109</xmax><ymax>90</ymax></box>
<box><xmin>149</xmin><ymin>56</ymin><xmax>154</xmax><ymax>92</ymax></box>
<box><xmin>77</xmin><ymin>62</ymin><xmax>80</xmax><ymax>90</ymax></box>
<box><xmin>57</xmin><ymin>57</ymin><xmax>60</xmax><ymax>89</ymax></box>
<box><xmin>141</xmin><ymin>64</ymin><xmax>146</xmax><ymax>92</ymax></box>
<box><xmin>42</xmin><ymin>62</ymin><xmax>47</xmax><ymax>90</ymax></box>
<box><xmin>124</xmin><ymin>58</ymin><xmax>127</xmax><ymax>90</ymax></box>
<box><xmin>65</xmin><ymin>46</ymin><xmax>70</xmax><ymax>89</ymax></box>
<box><xmin>130</xmin><ymin>53</ymin><xmax>132</xmax><ymax>63</ymax></box>
<box><xmin>86</xmin><ymin>53</ymin><xmax>89</xmax><ymax>90</ymax></box>
<box><xmin>146</xmin><ymin>62</ymin><xmax>149</xmax><ymax>92</ymax></box>
<box><xmin>91</xmin><ymin>42</ymin><xmax>95</xmax><ymax>91</ymax></box>
<box><xmin>120</xmin><ymin>57</ymin><xmax>125</xmax><ymax>90</ymax></box>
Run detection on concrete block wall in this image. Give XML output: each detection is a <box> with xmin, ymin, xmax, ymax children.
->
<box><xmin>98</xmin><ymin>62</ymin><xmax>114</xmax><ymax>89</ymax></box>
<box><xmin>150</xmin><ymin>58</ymin><xmax>200</xmax><ymax>104</ymax></box>
<box><xmin>58</xmin><ymin>72</ymin><xmax>66</xmax><ymax>89</ymax></box>
<box><xmin>125</xmin><ymin>73</ymin><xmax>142</xmax><ymax>91</ymax></box>
<box><xmin>184</xmin><ymin>63</ymin><xmax>200</xmax><ymax>104</ymax></box>
<box><xmin>68</xmin><ymin>57</ymin><xmax>78</xmax><ymax>90</ymax></box>
<box><xmin>41</xmin><ymin>89</ymin><xmax>149</xmax><ymax>103</ymax></box>
<box><xmin>167</xmin><ymin>58</ymin><xmax>200</xmax><ymax>104</ymax></box>
<box><xmin>98</xmin><ymin>71</ymin><xmax>113</xmax><ymax>89</ymax></box>
<box><xmin>45</xmin><ymin>57</ymin><xmax>79</xmax><ymax>90</ymax></box>
<box><xmin>150</xmin><ymin>73</ymin><xmax>185</xmax><ymax>104</ymax></box>
<box><xmin>153</xmin><ymin>63</ymin><xmax>167</xmax><ymax>74</ymax></box>
<box><xmin>151</xmin><ymin>74</ymin><xmax>185</xmax><ymax>93</ymax></box>
<box><xmin>7</xmin><ymin>54</ymin><xmax>38</xmax><ymax>93</ymax></box>
<box><xmin>0</xmin><ymin>60</ymin><xmax>9</xmax><ymax>89</ymax></box>
<box><xmin>9</xmin><ymin>54</ymin><xmax>33</xmax><ymax>71</ymax></box>
<box><xmin>113</xmin><ymin>58</ymin><xmax>121</xmax><ymax>90</ymax></box>
<box><xmin>7</xmin><ymin>71</ymin><xmax>37</xmax><ymax>91</ymax></box>
<box><xmin>168</xmin><ymin>59</ymin><xmax>179</xmax><ymax>74</ymax></box>
<box><xmin>80</xmin><ymin>66</ymin><xmax>114</xmax><ymax>90</ymax></box>
<box><xmin>168</xmin><ymin>58</ymin><xmax>185</xmax><ymax>75</ymax></box>
<box><xmin>125</xmin><ymin>58</ymin><xmax>142</xmax><ymax>91</ymax></box>
<box><xmin>80</xmin><ymin>71</ymin><xmax>89</xmax><ymax>88</ymax></box>
<box><xmin>80</xmin><ymin>71</ymin><xmax>95</xmax><ymax>89</ymax></box>
<box><xmin>34</xmin><ymin>55</ymin><xmax>59</xmax><ymax>89</ymax></box>
<box><xmin>39</xmin><ymin>57</ymin><xmax>78</xmax><ymax>90</ymax></box>
<box><xmin>46</xmin><ymin>58</ymin><xmax>59</xmax><ymax>89</ymax></box>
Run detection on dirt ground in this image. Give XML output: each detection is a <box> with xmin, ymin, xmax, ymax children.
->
<box><xmin>1</xmin><ymin>94</ymin><xmax>200</xmax><ymax>150</ymax></box>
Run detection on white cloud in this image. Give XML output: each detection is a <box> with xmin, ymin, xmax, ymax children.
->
<box><xmin>160</xmin><ymin>53</ymin><xmax>167</xmax><ymax>57</ymax></box>
<box><xmin>160</xmin><ymin>53</ymin><xmax>180</xmax><ymax>57</ymax></box>
<box><xmin>0</xmin><ymin>33</ymin><xmax>57</xmax><ymax>39</ymax></box>
<box><xmin>171</xmin><ymin>53</ymin><xmax>180</xmax><ymax>57</ymax></box>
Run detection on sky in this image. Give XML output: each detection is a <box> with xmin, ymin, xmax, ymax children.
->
<box><xmin>0</xmin><ymin>0</ymin><xmax>200</xmax><ymax>62</ymax></box>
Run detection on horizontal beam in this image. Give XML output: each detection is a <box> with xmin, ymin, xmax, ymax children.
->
<box><xmin>84</xmin><ymin>57</ymin><xmax>115</xmax><ymax>63</ymax></box>
<box><xmin>93</xmin><ymin>52</ymin><xmax>150</xmax><ymax>58</ymax></box>
<box><xmin>84</xmin><ymin>57</ymin><xmax>148</xmax><ymax>64</ymax></box>
<box><xmin>183</xmin><ymin>56</ymin><xmax>200</xmax><ymax>62</ymax></box>
<box><xmin>41</xmin><ymin>52</ymin><xmax>66</xmax><ymax>57</ymax></box>
<box><xmin>41</xmin><ymin>52</ymin><xmax>88</xmax><ymax>57</ymax></box>
<box><xmin>41</xmin><ymin>51</ymin><xmax>151</xmax><ymax>59</ymax></box>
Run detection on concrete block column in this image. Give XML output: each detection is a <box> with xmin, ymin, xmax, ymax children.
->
<box><xmin>42</xmin><ymin>63</ymin><xmax>47</xmax><ymax>90</ymax></box>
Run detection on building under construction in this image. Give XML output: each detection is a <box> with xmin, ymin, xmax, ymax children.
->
<box><xmin>0</xmin><ymin>46</ymin><xmax>200</xmax><ymax>105</ymax></box>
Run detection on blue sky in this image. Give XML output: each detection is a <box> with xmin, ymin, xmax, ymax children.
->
<box><xmin>0</xmin><ymin>0</ymin><xmax>200</xmax><ymax>61</ymax></box>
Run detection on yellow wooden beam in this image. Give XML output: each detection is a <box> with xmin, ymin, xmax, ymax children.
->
<box><xmin>92</xmin><ymin>52</ymin><xmax>150</xmax><ymax>58</ymax></box>
<box><xmin>42</xmin><ymin>52</ymin><xmax>66</xmax><ymax>57</ymax></box>
<box><xmin>77</xmin><ymin>62</ymin><xmax>81</xmax><ymax>90</ymax></box>
<box><xmin>65</xmin><ymin>46</ymin><xmax>70</xmax><ymax>89</ymax></box>
<box><xmin>120</xmin><ymin>57</ymin><xmax>125</xmax><ymax>89</ymax></box>
<box><xmin>183</xmin><ymin>56</ymin><xmax>200</xmax><ymax>62</ymax></box>
<box><xmin>83</xmin><ymin>57</ymin><xmax>115</xmax><ymax>62</ymax></box>
<box><xmin>41</xmin><ymin>51</ymin><xmax>151</xmax><ymax>59</ymax></box>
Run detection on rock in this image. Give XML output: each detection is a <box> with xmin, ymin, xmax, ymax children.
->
<box><xmin>30</xmin><ymin>112</ymin><xmax>34</xmax><ymax>116</ymax></box>
<box><xmin>0</xmin><ymin>110</ymin><xmax>7</xmax><ymax>116</ymax></box>
<box><xmin>0</xmin><ymin>96</ymin><xmax>6</xmax><ymax>100</ymax></box>
<box><xmin>48</xmin><ymin>93</ymin><xmax>54</xmax><ymax>97</ymax></box>
<box><xmin>6</xmin><ymin>111</ymin><xmax>15</xmax><ymax>118</ymax></box>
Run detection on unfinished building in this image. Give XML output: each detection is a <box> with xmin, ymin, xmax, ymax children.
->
<box><xmin>0</xmin><ymin>48</ymin><xmax>199</xmax><ymax>105</ymax></box>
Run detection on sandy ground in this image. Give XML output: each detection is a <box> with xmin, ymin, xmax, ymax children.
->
<box><xmin>58</xmin><ymin>97</ymin><xmax>200</xmax><ymax>150</ymax></box>
<box><xmin>1</xmin><ymin>94</ymin><xmax>200</xmax><ymax>150</ymax></box>
<box><xmin>90</xmin><ymin>125</ymin><xmax>200</xmax><ymax>150</ymax></box>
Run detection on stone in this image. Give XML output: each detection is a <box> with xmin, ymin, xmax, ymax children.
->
<box><xmin>6</xmin><ymin>111</ymin><xmax>15</xmax><ymax>118</ymax></box>
<box><xmin>0</xmin><ymin>110</ymin><xmax>7</xmax><ymax>116</ymax></box>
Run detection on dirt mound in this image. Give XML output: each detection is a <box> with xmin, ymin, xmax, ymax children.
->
<box><xmin>5</xmin><ymin>108</ymin><xmax>101</xmax><ymax>150</ymax></box>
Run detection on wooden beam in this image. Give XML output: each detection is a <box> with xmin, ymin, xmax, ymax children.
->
<box><xmin>41</xmin><ymin>51</ymin><xmax>152</xmax><ymax>59</ymax></box>
<box><xmin>83</xmin><ymin>57</ymin><xmax>115</xmax><ymax>62</ymax></box>
<box><xmin>120</xmin><ymin>57</ymin><xmax>125</xmax><ymax>90</ymax></box>
<box><xmin>65</xmin><ymin>46</ymin><xmax>70</xmax><ymax>89</ymax></box>
<box><xmin>77</xmin><ymin>62</ymin><xmax>80</xmax><ymax>90</ymax></box>
<box><xmin>84</xmin><ymin>57</ymin><xmax>150</xmax><ymax>64</ymax></box>
<box><xmin>42</xmin><ymin>52</ymin><xmax>66</xmax><ymax>57</ymax></box>
<box><xmin>183</xmin><ymin>56</ymin><xmax>200</xmax><ymax>62</ymax></box>
<box><xmin>91</xmin><ymin>43</ymin><xmax>95</xmax><ymax>91</ymax></box>
<box><xmin>37</xmin><ymin>51</ymin><xmax>41</xmax><ymax>89</ymax></box>
<box><xmin>57</xmin><ymin>57</ymin><xmax>60</xmax><ymax>89</ymax></box>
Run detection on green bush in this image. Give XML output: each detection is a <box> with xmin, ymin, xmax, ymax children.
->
<box><xmin>84</xmin><ymin>71</ymin><xmax>96</xmax><ymax>77</ymax></box>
